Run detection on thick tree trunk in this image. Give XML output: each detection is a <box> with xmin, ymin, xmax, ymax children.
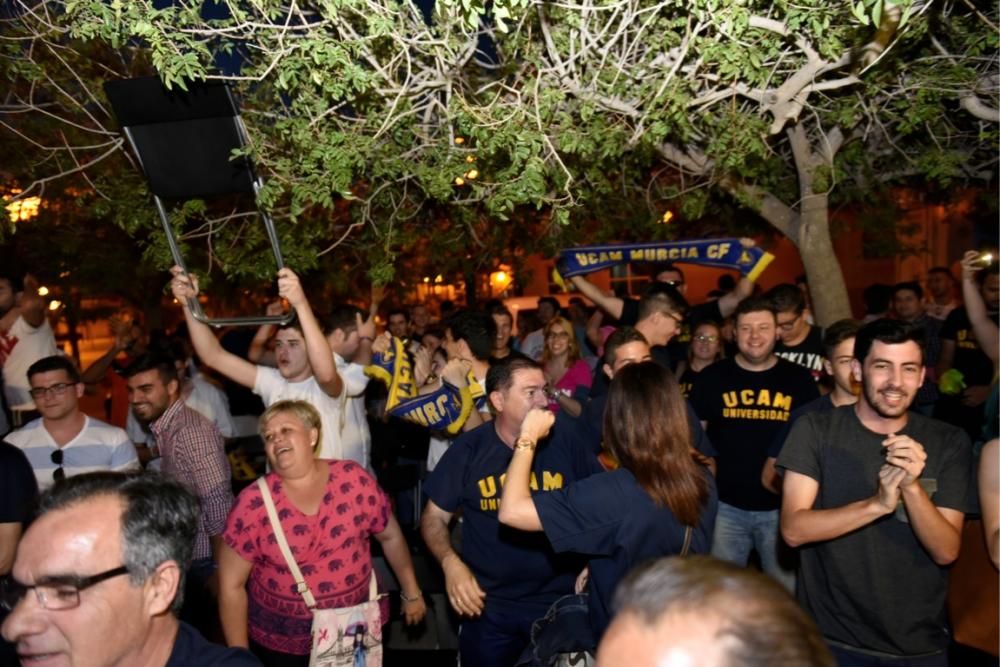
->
<box><xmin>794</xmin><ymin>193</ymin><xmax>852</xmax><ymax>327</ymax></box>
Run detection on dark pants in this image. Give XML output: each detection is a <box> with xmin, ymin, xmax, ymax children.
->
<box><xmin>830</xmin><ymin>644</ymin><xmax>948</xmax><ymax>667</ymax></box>
<box><xmin>250</xmin><ymin>640</ymin><xmax>310</xmax><ymax>667</ymax></box>
<box><xmin>460</xmin><ymin>605</ymin><xmax>544</xmax><ymax>667</ymax></box>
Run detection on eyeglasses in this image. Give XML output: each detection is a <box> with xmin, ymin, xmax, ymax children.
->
<box><xmin>661</xmin><ymin>280</ymin><xmax>685</xmax><ymax>288</ymax></box>
<box><xmin>547</xmin><ymin>331</ymin><xmax>571</xmax><ymax>340</ymax></box>
<box><xmin>50</xmin><ymin>448</ymin><xmax>66</xmax><ymax>482</ymax></box>
<box><xmin>693</xmin><ymin>334</ymin><xmax>719</xmax><ymax>343</ymax></box>
<box><xmin>667</xmin><ymin>312</ymin><xmax>685</xmax><ymax>325</ymax></box>
<box><xmin>28</xmin><ymin>382</ymin><xmax>75</xmax><ymax>399</ymax></box>
<box><xmin>0</xmin><ymin>566</ymin><xmax>130</xmax><ymax>612</ymax></box>
<box><xmin>776</xmin><ymin>314</ymin><xmax>802</xmax><ymax>332</ymax></box>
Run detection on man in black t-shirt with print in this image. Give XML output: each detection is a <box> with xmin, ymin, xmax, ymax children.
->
<box><xmin>689</xmin><ymin>297</ymin><xmax>817</xmax><ymax>590</ymax></box>
<box><xmin>778</xmin><ymin>319</ymin><xmax>972</xmax><ymax>665</ymax></box>
<box><xmin>767</xmin><ymin>283</ymin><xmax>826</xmax><ymax>382</ymax></box>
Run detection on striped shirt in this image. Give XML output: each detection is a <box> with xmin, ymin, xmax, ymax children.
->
<box><xmin>6</xmin><ymin>416</ymin><xmax>139</xmax><ymax>490</ymax></box>
<box><xmin>151</xmin><ymin>399</ymin><xmax>233</xmax><ymax>561</ymax></box>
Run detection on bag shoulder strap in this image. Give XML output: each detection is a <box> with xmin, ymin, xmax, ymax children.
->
<box><xmin>257</xmin><ymin>477</ymin><xmax>318</xmax><ymax>609</ymax></box>
<box><xmin>680</xmin><ymin>525</ymin><xmax>693</xmax><ymax>557</ymax></box>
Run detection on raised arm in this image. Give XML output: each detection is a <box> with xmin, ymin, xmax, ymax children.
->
<box><xmin>420</xmin><ymin>499</ymin><xmax>486</xmax><ymax>617</ymax></box>
<box><xmin>169</xmin><ymin>267</ymin><xmax>258</xmax><ymax>389</ymax></box>
<box><xmin>497</xmin><ymin>408</ymin><xmax>553</xmax><ymax>531</ymax></box>
<box><xmin>569</xmin><ymin>275</ymin><xmax>624</xmax><ymax>320</ymax></box>
<box><xmin>246</xmin><ymin>301</ymin><xmax>285</xmax><ymax>366</ymax></box>
<box><xmin>960</xmin><ymin>251</ymin><xmax>999</xmax><ymax>364</ymax></box>
<box><xmin>0</xmin><ymin>275</ymin><xmax>46</xmax><ymax>331</ymax></box>
<box><xmin>716</xmin><ymin>240</ymin><xmax>759</xmax><ymax>318</ymax></box>
<box><xmin>277</xmin><ymin>268</ymin><xmax>342</xmax><ymax>397</ymax></box>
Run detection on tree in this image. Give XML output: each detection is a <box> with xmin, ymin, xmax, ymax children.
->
<box><xmin>2</xmin><ymin>0</ymin><xmax>996</xmax><ymax>324</ymax></box>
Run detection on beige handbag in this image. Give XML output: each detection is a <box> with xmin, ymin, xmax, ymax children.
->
<box><xmin>257</xmin><ymin>478</ymin><xmax>383</xmax><ymax>666</ymax></box>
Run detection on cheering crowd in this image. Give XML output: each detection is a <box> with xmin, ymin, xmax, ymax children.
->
<box><xmin>0</xmin><ymin>246</ymin><xmax>997</xmax><ymax>667</ymax></box>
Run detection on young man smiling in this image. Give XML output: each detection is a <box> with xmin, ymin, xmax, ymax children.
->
<box><xmin>170</xmin><ymin>266</ymin><xmax>350</xmax><ymax>463</ymax></box>
<box><xmin>778</xmin><ymin>319</ymin><xmax>972</xmax><ymax>665</ymax></box>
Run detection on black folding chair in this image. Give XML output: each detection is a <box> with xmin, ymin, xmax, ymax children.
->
<box><xmin>104</xmin><ymin>76</ymin><xmax>292</xmax><ymax>327</ymax></box>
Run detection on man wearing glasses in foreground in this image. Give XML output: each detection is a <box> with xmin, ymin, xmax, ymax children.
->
<box><xmin>5</xmin><ymin>355</ymin><xmax>138</xmax><ymax>489</ymax></box>
<box><xmin>1</xmin><ymin>471</ymin><xmax>260</xmax><ymax>666</ymax></box>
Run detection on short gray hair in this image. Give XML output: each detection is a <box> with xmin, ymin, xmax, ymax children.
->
<box><xmin>37</xmin><ymin>471</ymin><xmax>199</xmax><ymax>614</ymax></box>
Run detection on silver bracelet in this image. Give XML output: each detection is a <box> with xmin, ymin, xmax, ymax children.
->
<box><xmin>400</xmin><ymin>591</ymin><xmax>423</xmax><ymax>602</ymax></box>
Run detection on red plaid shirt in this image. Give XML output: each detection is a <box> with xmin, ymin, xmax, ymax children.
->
<box><xmin>151</xmin><ymin>399</ymin><xmax>233</xmax><ymax>560</ymax></box>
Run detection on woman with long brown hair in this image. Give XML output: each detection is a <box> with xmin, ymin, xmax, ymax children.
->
<box><xmin>498</xmin><ymin>361</ymin><xmax>717</xmax><ymax>654</ymax></box>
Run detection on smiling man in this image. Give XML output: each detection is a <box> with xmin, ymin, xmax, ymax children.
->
<box><xmin>124</xmin><ymin>353</ymin><xmax>233</xmax><ymax>623</ymax></box>
<box><xmin>0</xmin><ymin>471</ymin><xmax>260</xmax><ymax>666</ymax></box>
<box><xmin>170</xmin><ymin>266</ymin><xmax>350</xmax><ymax>464</ymax></box>
<box><xmin>689</xmin><ymin>298</ymin><xmax>817</xmax><ymax>590</ymax></box>
<box><xmin>778</xmin><ymin>319</ymin><xmax>973</xmax><ymax>665</ymax></box>
<box><xmin>6</xmin><ymin>356</ymin><xmax>138</xmax><ymax>490</ymax></box>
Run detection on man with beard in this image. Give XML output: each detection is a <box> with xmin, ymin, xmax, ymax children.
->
<box><xmin>124</xmin><ymin>353</ymin><xmax>233</xmax><ymax>629</ymax></box>
<box><xmin>689</xmin><ymin>297</ymin><xmax>817</xmax><ymax>590</ymax></box>
<box><xmin>778</xmin><ymin>319</ymin><xmax>972</xmax><ymax>665</ymax></box>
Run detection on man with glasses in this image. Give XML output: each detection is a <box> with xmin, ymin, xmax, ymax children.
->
<box><xmin>766</xmin><ymin>284</ymin><xmax>826</xmax><ymax>382</ymax></box>
<box><xmin>5</xmin><ymin>356</ymin><xmax>138</xmax><ymax>489</ymax></box>
<box><xmin>1</xmin><ymin>471</ymin><xmax>260</xmax><ymax>666</ymax></box>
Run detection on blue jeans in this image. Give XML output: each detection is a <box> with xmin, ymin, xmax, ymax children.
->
<box><xmin>710</xmin><ymin>502</ymin><xmax>795</xmax><ymax>591</ymax></box>
<box><xmin>460</xmin><ymin>604</ymin><xmax>542</xmax><ymax>667</ymax></box>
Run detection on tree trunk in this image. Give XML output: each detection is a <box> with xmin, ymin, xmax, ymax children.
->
<box><xmin>794</xmin><ymin>193</ymin><xmax>852</xmax><ymax>327</ymax></box>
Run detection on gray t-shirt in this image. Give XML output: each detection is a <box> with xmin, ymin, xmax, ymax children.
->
<box><xmin>777</xmin><ymin>406</ymin><xmax>973</xmax><ymax>657</ymax></box>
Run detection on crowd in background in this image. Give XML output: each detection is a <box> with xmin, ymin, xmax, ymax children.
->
<box><xmin>0</xmin><ymin>247</ymin><xmax>997</xmax><ymax>667</ymax></box>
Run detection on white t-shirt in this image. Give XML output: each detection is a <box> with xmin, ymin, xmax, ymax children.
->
<box><xmin>0</xmin><ymin>315</ymin><xmax>60</xmax><ymax>410</ymax></box>
<box><xmin>253</xmin><ymin>366</ymin><xmax>346</xmax><ymax>463</ymax></box>
<box><xmin>127</xmin><ymin>374</ymin><xmax>236</xmax><ymax>443</ymax></box>
<box><xmin>335</xmin><ymin>352</ymin><xmax>371</xmax><ymax>469</ymax></box>
<box><xmin>7</xmin><ymin>416</ymin><xmax>139</xmax><ymax>489</ymax></box>
<box><xmin>520</xmin><ymin>328</ymin><xmax>546</xmax><ymax>361</ymax></box>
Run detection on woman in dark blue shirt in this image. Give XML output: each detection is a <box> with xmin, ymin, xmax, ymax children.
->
<box><xmin>498</xmin><ymin>361</ymin><xmax>718</xmax><ymax>652</ymax></box>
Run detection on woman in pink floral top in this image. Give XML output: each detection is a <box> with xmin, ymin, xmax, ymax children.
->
<box><xmin>218</xmin><ymin>400</ymin><xmax>426</xmax><ymax>666</ymax></box>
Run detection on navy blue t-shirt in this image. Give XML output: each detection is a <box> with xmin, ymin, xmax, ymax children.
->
<box><xmin>166</xmin><ymin>620</ymin><xmax>261</xmax><ymax>666</ymax></box>
<box><xmin>689</xmin><ymin>357</ymin><xmax>818</xmax><ymax>510</ymax></box>
<box><xmin>535</xmin><ymin>467</ymin><xmax>717</xmax><ymax>640</ymax></box>
<box><xmin>423</xmin><ymin>421</ymin><xmax>602</xmax><ymax>613</ymax></box>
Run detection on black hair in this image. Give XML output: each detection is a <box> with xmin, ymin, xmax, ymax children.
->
<box><xmin>121</xmin><ymin>352</ymin><xmax>177</xmax><ymax>385</ymax></box>
<box><xmin>27</xmin><ymin>355</ymin><xmax>81</xmax><ymax>384</ymax></box>
<box><xmin>892</xmin><ymin>281</ymin><xmax>923</xmax><ymax>300</ymax></box>
<box><xmin>822</xmin><ymin>319</ymin><xmax>861</xmax><ymax>359</ymax></box>
<box><xmin>0</xmin><ymin>270</ymin><xmax>24</xmax><ymax>293</ymax></box>
<box><xmin>862</xmin><ymin>283</ymin><xmax>893</xmax><ymax>316</ymax></box>
<box><xmin>537</xmin><ymin>296</ymin><xmax>561</xmax><ymax>313</ymax></box>
<box><xmin>486</xmin><ymin>357</ymin><xmax>542</xmax><ymax>395</ymax></box>
<box><xmin>603</xmin><ymin>326</ymin><xmax>648</xmax><ymax>366</ymax></box>
<box><xmin>734</xmin><ymin>296</ymin><xmax>776</xmax><ymax>322</ymax></box>
<box><xmin>324</xmin><ymin>304</ymin><xmax>365</xmax><ymax>335</ymax></box>
<box><xmin>445</xmin><ymin>310</ymin><xmax>496</xmax><ymax>361</ymax></box>
<box><xmin>765</xmin><ymin>284</ymin><xmax>805</xmax><ymax>315</ymax></box>
<box><xmin>38</xmin><ymin>471</ymin><xmax>199</xmax><ymax>614</ymax></box>
<box><xmin>647</xmin><ymin>262</ymin><xmax>685</xmax><ymax>282</ymax></box>
<box><xmin>853</xmin><ymin>318</ymin><xmax>925</xmax><ymax>365</ymax></box>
